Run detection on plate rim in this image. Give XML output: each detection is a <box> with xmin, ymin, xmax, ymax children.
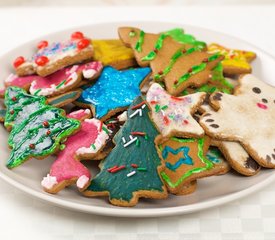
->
<box><xmin>1</xmin><ymin>20</ymin><xmax>275</xmax><ymax>218</ymax></box>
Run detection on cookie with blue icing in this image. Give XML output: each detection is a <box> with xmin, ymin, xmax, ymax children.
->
<box><xmin>157</xmin><ymin>136</ymin><xmax>228</xmax><ymax>194</ymax></box>
<box><xmin>75</xmin><ymin>66</ymin><xmax>151</xmax><ymax>121</ymax></box>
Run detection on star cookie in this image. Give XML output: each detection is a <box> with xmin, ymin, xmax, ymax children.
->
<box><xmin>146</xmin><ymin>83</ymin><xmax>206</xmax><ymax>138</ymax></box>
<box><xmin>208</xmin><ymin>43</ymin><xmax>256</xmax><ymax>75</ymax></box>
<box><xmin>75</xmin><ymin>66</ymin><xmax>151</xmax><ymax>121</ymax></box>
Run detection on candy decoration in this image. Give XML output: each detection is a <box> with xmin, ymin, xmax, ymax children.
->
<box><xmin>77</xmin><ymin>38</ymin><xmax>90</xmax><ymax>50</ymax></box>
<box><xmin>13</xmin><ymin>56</ymin><xmax>25</xmax><ymax>68</ymax></box>
<box><xmin>84</xmin><ymin>96</ymin><xmax>167</xmax><ymax>207</ymax></box>
<box><xmin>4</xmin><ymin>87</ymin><xmax>80</xmax><ymax>168</ymax></box>
<box><xmin>35</xmin><ymin>56</ymin><xmax>49</xmax><ymax>66</ymax></box>
<box><xmin>37</xmin><ymin>40</ymin><xmax>48</xmax><ymax>49</ymax></box>
<box><xmin>71</xmin><ymin>31</ymin><xmax>84</xmax><ymax>40</ymax></box>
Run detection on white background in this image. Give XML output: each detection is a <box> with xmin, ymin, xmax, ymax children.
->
<box><xmin>1</xmin><ymin>6</ymin><xmax>275</xmax><ymax>240</ymax></box>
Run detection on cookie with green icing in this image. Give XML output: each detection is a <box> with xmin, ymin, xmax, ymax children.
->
<box><xmin>83</xmin><ymin>96</ymin><xmax>168</xmax><ymax>207</ymax></box>
<box><xmin>118</xmin><ymin>27</ymin><xmax>224</xmax><ymax>96</ymax></box>
<box><xmin>157</xmin><ymin>136</ymin><xmax>228</xmax><ymax>194</ymax></box>
<box><xmin>4</xmin><ymin>87</ymin><xmax>80</xmax><ymax>168</ymax></box>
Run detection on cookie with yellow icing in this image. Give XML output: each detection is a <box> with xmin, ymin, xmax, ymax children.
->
<box><xmin>119</xmin><ymin>27</ymin><xmax>224</xmax><ymax>96</ymax></box>
<box><xmin>208</xmin><ymin>43</ymin><xmax>256</xmax><ymax>75</ymax></box>
<box><xmin>92</xmin><ymin>39</ymin><xmax>137</xmax><ymax>70</ymax></box>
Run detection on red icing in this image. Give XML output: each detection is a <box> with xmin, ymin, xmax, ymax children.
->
<box><xmin>37</xmin><ymin>40</ymin><xmax>48</xmax><ymax>49</ymax></box>
<box><xmin>77</xmin><ymin>38</ymin><xmax>90</xmax><ymax>50</ymax></box>
<box><xmin>13</xmin><ymin>56</ymin><xmax>25</xmax><ymax>68</ymax></box>
<box><xmin>257</xmin><ymin>102</ymin><xmax>268</xmax><ymax>110</ymax></box>
<box><xmin>71</xmin><ymin>31</ymin><xmax>84</xmax><ymax>40</ymax></box>
<box><xmin>35</xmin><ymin>56</ymin><xmax>49</xmax><ymax>66</ymax></box>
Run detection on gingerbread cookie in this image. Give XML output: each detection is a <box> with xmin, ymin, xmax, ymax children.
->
<box><xmin>4</xmin><ymin>87</ymin><xmax>80</xmax><ymax>168</ymax></box>
<box><xmin>182</xmin><ymin>63</ymin><xmax>234</xmax><ymax>95</ymax></box>
<box><xmin>47</xmin><ymin>89</ymin><xmax>82</xmax><ymax>108</ymax></box>
<box><xmin>211</xmin><ymin>140</ymin><xmax>260</xmax><ymax>176</ymax></box>
<box><xmin>14</xmin><ymin>31</ymin><xmax>93</xmax><ymax>77</ymax></box>
<box><xmin>206</xmin><ymin>146</ymin><xmax>230</xmax><ymax>175</ymax></box>
<box><xmin>119</xmin><ymin>27</ymin><xmax>223</xmax><ymax>95</ymax></box>
<box><xmin>199</xmin><ymin>96</ymin><xmax>260</xmax><ymax>176</ymax></box>
<box><xmin>158</xmin><ymin>136</ymin><xmax>227</xmax><ymax>194</ymax></box>
<box><xmin>146</xmin><ymin>83</ymin><xmax>206</xmax><ymax>138</ymax></box>
<box><xmin>200</xmin><ymin>74</ymin><xmax>275</xmax><ymax>168</ymax></box>
<box><xmin>75</xmin><ymin>66</ymin><xmax>151</xmax><ymax>121</ymax></box>
<box><xmin>84</xmin><ymin>96</ymin><xmax>167</xmax><ymax>207</ymax></box>
<box><xmin>176</xmin><ymin>181</ymin><xmax>197</xmax><ymax>196</ymax></box>
<box><xmin>42</xmin><ymin>109</ymin><xmax>110</xmax><ymax>193</ymax></box>
<box><xmin>208</xmin><ymin>43</ymin><xmax>256</xmax><ymax>75</ymax></box>
<box><xmin>4</xmin><ymin>61</ymin><xmax>102</xmax><ymax>97</ymax></box>
<box><xmin>92</xmin><ymin>39</ymin><xmax>137</xmax><ymax>69</ymax></box>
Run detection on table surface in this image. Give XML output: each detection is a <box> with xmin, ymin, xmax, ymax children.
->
<box><xmin>1</xmin><ymin>6</ymin><xmax>275</xmax><ymax>240</ymax></box>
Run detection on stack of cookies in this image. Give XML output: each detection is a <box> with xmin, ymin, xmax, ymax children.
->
<box><xmin>1</xmin><ymin>26</ymin><xmax>268</xmax><ymax>207</ymax></box>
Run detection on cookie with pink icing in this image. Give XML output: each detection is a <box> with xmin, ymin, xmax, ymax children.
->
<box><xmin>146</xmin><ymin>83</ymin><xmax>206</xmax><ymax>138</ymax></box>
<box><xmin>2</xmin><ymin>61</ymin><xmax>103</xmax><ymax>98</ymax></box>
<box><xmin>200</xmin><ymin>74</ymin><xmax>275</xmax><ymax>168</ymax></box>
<box><xmin>13</xmin><ymin>31</ymin><xmax>94</xmax><ymax>77</ymax></box>
<box><xmin>41</xmin><ymin>109</ymin><xmax>110</xmax><ymax>193</ymax></box>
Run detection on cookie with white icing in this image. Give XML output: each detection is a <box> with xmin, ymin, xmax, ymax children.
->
<box><xmin>146</xmin><ymin>83</ymin><xmax>206</xmax><ymax>138</ymax></box>
<box><xmin>200</xmin><ymin>74</ymin><xmax>275</xmax><ymax>168</ymax></box>
<box><xmin>13</xmin><ymin>31</ymin><xmax>93</xmax><ymax>77</ymax></box>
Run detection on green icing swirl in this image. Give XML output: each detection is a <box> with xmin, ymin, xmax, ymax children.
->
<box><xmin>160</xmin><ymin>137</ymin><xmax>214</xmax><ymax>188</ymax></box>
<box><xmin>174</xmin><ymin>53</ymin><xmax>220</xmax><ymax>89</ymax></box>
<box><xmin>134</xmin><ymin>30</ymin><xmax>145</xmax><ymax>53</ymax></box>
<box><xmin>4</xmin><ymin>87</ymin><xmax>80</xmax><ymax>168</ymax></box>
<box><xmin>86</xmin><ymin>96</ymin><xmax>165</xmax><ymax>203</ymax></box>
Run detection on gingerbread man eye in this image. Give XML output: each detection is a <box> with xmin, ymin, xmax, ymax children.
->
<box><xmin>252</xmin><ymin>87</ymin><xmax>261</xmax><ymax>94</ymax></box>
<box><xmin>262</xmin><ymin>98</ymin><xmax>268</xmax><ymax>103</ymax></box>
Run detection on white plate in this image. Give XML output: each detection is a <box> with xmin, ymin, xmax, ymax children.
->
<box><xmin>1</xmin><ymin>21</ymin><xmax>275</xmax><ymax>218</ymax></box>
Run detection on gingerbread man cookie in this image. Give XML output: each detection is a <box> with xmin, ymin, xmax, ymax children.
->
<box><xmin>119</xmin><ymin>27</ymin><xmax>224</xmax><ymax>95</ymax></box>
<box><xmin>208</xmin><ymin>43</ymin><xmax>256</xmax><ymax>75</ymax></box>
<box><xmin>41</xmin><ymin>109</ymin><xmax>110</xmax><ymax>193</ymax></box>
<box><xmin>13</xmin><ymin>31</ymin><xmax>93</xmax><ymax>77</ymax></box>
<box><xmin>200</xmin><ymin>74</ymin><xmax>275</xmax><ymax>168</ymax></box>
<box><xmin>146</xmin><ymin>83</ymin><xmax>206</xmax><ymax>138</ymax></box>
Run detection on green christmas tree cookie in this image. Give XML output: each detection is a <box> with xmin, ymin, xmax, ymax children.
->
<box><xmin>4</xmin><ymin>87</ymin><xmax>80</xmax><ymax>168</ymax></box>
<box><xmin>84</xmin><ymin>96</ymin><xmax>167</xmax><ymax>207</ymax></box>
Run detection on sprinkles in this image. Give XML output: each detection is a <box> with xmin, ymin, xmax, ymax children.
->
<box><xmin>127</xmin><ymin>171</ymin><xmax>136</xmax><ymax>177</ymax></box>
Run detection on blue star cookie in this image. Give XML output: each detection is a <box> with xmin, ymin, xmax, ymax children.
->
<box><xmin>76</xmin><ymin>66</ymin><xmax>151</xmax><ymax>120</ymax></box>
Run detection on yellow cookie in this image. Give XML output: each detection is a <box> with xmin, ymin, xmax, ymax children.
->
<box><xmin>92</xmin><ymin>39</ymin><xmax>137</xmax><ymax>70</ymax></box>
<box><xmin>208</xmin><ymin>43</ymin><xmax>256</xmax><ymax>75</ymax></box>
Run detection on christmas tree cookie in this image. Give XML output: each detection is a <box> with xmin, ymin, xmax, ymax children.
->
<box><xmin>146</xmin><ymin>83</ymin><xmax>206</xmax><ymax>138</ymax></box>
<box><xmin>4</xmin><ymin>87</ymin><xmax>80</xmax><ymax>168</ymax></box>
<box><xmin>92</xmin><ymin>39</ymin><xmax>137</xmax><ymax>69</ymax></box>
<box><xmin>118</xmin><ymin>27</ymin><xmax>224</xmax><ymax>95</ymax></box>
<box><xmin>84</xmin><ymin>96</ymin><xmax>168</xmax><ymax>207</ymax></box>
<box><xmin>158</xmin><ymin>136</ymin><xmax>228</xmax><ymax>194</ymax></box>
<box><xmin>200</xmin><ymin>74</ymin><xmax>275</xmax><ymax>168</ymax></box>
<box><xmin>75</xmin><ymin>66</ymin><xmax>151</xmax><ymax>121</ymax></box>
<box><xmin>42</xmin><ymin>109</ymin><xmax>110</xmax><ymax>193</ymax></box>
<box><xmin>208</xmin><ymin>43</ymin><xmax>256</xmax><ymax>75</ymax></box>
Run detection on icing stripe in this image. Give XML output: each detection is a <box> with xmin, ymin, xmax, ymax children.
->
<box><xmin>135</xmin><ymin>30</ymin><xmax>145</xmax><ymax>53</ymax></box>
